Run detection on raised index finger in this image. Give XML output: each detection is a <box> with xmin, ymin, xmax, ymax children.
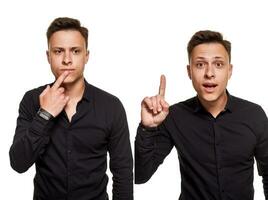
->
<box><xmin>52</xmin><ymin>71</ymin><xmax>69</xmax><ymax>89</ymax></box>
<box><xmin>158</xmin><ymin>74</ymin><xmax>166</xmax><ymax>97</ymax></box>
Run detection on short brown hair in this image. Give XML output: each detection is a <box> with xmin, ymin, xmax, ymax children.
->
<box><xmin>46</xmin><ymin>17</ymin><xmax>88</xmax><ymax>49</ymax></box>
<box><xmin>187</xmin><ymin>30</ymin><xmax>231</xmax><ymax>62</ymax></box>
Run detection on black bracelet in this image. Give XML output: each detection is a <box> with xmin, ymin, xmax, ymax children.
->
<box><xmin>37</xmin><ymin>108</ymin><xmax>54</xmax><ymax>121</ymax></box>
<box><xmin>139</xmin><ymin>123</ymin><xmax>159</xmax><ymax>132</ymax></box>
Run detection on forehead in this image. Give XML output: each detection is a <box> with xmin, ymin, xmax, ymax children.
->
<box><xmin>190</xmin><ymin>43</ymin><xmax>229</xmax><ymax>61</ymax></box>
<box><xmin>48</xmin><ymin>30</ymin><xmax>86</xmax><ymax>48</ymax></box>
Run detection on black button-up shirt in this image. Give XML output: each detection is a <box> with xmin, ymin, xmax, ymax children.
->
<box><xmin>10</xmin><ymin>80</ymin><xmax>133</xmax><ymax>200</ymax></box>
<box><xmin>135</xmin><ymin>93</ymin><xmax>268</xmax><ymax>200</ymax></box>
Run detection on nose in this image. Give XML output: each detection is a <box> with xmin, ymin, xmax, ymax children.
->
<box><xmin>62</xmin><ymin>51</ymin><xmax>72</xmax><ymax>65</ymax></box>
<box><xmin>205</xmin><ymin>64</ymin><xmax>215</xmax><ymax>79</ymax></box>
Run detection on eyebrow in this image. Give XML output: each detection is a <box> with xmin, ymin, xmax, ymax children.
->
<box><xmin>70</xmin><ymin>47</ymin><xmax>82</xmax><ymax>50</ymax></box>
<box><xmin>214</xmin><ymin>56</ymin><xmax>224</xmax><ymax>60</ymax></box>
<box><xmin>51</xmin><ymin>46</ymin><xmax>82</xmax><ymax>50</ymax></box>
<box><xmin>51</xmin><ymin>47</ymin><xmax>64</xmax><ymax>50</ymax></box>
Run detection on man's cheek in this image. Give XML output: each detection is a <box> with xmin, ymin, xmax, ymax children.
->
<box><xmin>50</xmin><ymin>68</ymin><xmax>61</xmax><ymax>79</ymax></box>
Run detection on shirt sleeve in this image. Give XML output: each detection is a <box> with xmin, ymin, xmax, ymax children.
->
<box><xmin>108</xmin><ymin>98</ymin><xmax>133</xmax><ymax>200</ymax></box>
<box><xmin>135</xmin><ymin>119</ymin><xmax>174</xmax><ymax>184</ymax></box>
<box><xmin>254</xmin><ymin>106</ymin><xmax>268</xmax><ymax>198</ymax></box>
<box><xmin>9</xmin><ymin>91</ymin><xmax>54</xmax><ymax>173</ymax></box>
<box><xmin>262</xmin><ymin>175</ymin><xmax>268</xmax><ymax>200</ymax></box>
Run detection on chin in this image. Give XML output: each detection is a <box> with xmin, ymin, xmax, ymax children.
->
<box><xmin>62</xmin><ymin>77</ymin><xmax>75</xmax><ymax>84</ymax></box>
<box><xmin>66</xmin><ymin>76</ymin><xmax>84</xmax><ymax>84</ymax></box>
<box><xmin>199</xmin><ymin>93</ymin><xmax>220</xmax><ymax>103</ymax></box>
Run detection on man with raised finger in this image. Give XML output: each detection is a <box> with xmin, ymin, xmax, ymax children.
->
<box><xmin>9</xmin><ymin>17</ymin><xmax>133</xmax><ymax>200</ymax></box>
<box><xmin>135</xmin><ymin>30</ymin><xmax>268</xmax><ymax>199</ymax></box>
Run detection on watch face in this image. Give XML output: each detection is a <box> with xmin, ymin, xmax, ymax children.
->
<box><xmin>38</xmin><ymin>109</ymin><xmax>51</xmax><ymax>121</ymax></box>
<box><xmin>39</xmin><ymin>112</ymin><xmax>50</xmax><ymax>120</ymax></box>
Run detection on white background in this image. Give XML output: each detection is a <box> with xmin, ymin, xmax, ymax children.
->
<box><xmin>1</xmin><ymin>0</ymin><xmax>268</xmax><ymax>199</ymax></box>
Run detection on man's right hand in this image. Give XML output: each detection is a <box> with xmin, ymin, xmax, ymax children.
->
<box><xmin>39</xmin><ymin>71</ymin><xmax>70</xmax><ymax>117</ymax></box>
<box><xmin>141</xmin><ymin>75</ymin><xmax>169</xmax><ymax>127</ymax></box>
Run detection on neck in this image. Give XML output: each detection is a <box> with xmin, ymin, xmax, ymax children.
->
<box><xmin>198</xmin><ymin>91</ymin><xmax>228</xmax><ymax>118</ymax></box>
<box><xmin>62</xmin><ymin>77</ymin><xmax>85</xmax><ymax>101</ymax></box>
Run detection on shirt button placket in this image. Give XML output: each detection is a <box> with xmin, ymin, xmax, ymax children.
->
<box><xmin>66</xmin><ymin>124</ymin><xmax>72</xmax><ymax>194</ymax></box>
<box><xmin>213</xmin><ymin>120</ymin><xmax>224</xmax><ymax>199</ymax></box>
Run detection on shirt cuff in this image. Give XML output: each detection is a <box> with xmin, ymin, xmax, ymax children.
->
<box><xmin>29</xmin><ymin>113</ymin><xmax>55</xmax><ymax>136</ymax></box>
<box><xmin>139</xmin><ymin>123</ymin><xmax>159</xmax><ymax>131</ymax></box>
<box><xmin>137</xmin><ymin>123</ymin><xmax>160</xmax><ymax>139</ymax></box>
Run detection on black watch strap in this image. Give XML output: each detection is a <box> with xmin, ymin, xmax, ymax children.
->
<box><xmin>139</xmin><ymin>123</ymin><xmax>159</xmax><ymax>132</ymax></box>
<box><xmin>37</xmin><ymin>108</ymin><xmax>54</xmax><ymax>121</ymax></box>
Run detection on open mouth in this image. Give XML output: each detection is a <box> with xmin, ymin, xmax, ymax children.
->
<box><xmin>202</xmin><ymin>83</ymin><xmax>218</xmax><ymax>92</ymax></box>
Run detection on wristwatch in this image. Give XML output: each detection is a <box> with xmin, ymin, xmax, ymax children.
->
<box><xmin>37</xmin><ymin>108</ymin><xmax>54</xmax><ymax>121</ymax></box>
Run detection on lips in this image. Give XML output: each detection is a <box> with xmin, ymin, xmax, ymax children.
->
<box><xmin>202</xmin><ymin>82</ymin><xmax>218</xmax><ymax>93</ymax></box>
<box><xmin>60</xmin><ymin>69</ymin><xmax>75</xmax><ymax>73</ymax></box>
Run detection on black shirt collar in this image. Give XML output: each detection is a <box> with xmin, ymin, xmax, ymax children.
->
<box><xmin>49</xmin><ymin>78</ymin><xmax>92</xmax><ymax>103</ymax></box>
<box><xmin>81</xmin><ymin>79</ymin><xmax>92</xmax><ymax>102</ymax></box>
<box><xmin>193</xmin><ymin>90</ymin><xmax>233</xmax><ymax>113</ymax></box>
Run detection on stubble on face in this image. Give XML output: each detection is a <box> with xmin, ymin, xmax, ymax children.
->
<box><xmin>188</xmin><ymin>43</ymin><xmax>232</xmax><ymax>107</ymax></box>
<box><xmin>47</xmin><ymin>30</ymin><xmax>89</xmax><ymax>85</ymax></box>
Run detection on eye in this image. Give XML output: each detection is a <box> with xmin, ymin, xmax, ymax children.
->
<box><xmin>72</xmin><ymin>49</ymin><xmax>81</xmax><ymax>55</ymax></box>
<box><xmin>53</xmin><ymin>49</ymin><xmax>62</xmax><ymax>55</ymax></box>
<box><xmin>195</xmin><ymin>62</ymin><xmax>205</xmax><ymax>69</ymax></box>
<box><xmin>215</xmin><ymin>62</ymin><xmax>224</xmax><ymax>68</ymax></box>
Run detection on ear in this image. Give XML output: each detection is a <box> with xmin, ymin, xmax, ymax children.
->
<box><xmin>187</xmin><ymin>65</ymin><xmax>192</xmax><ymax>80</ymax></box>
<box><xmin>85</xmin><ymin>50</ymin><xmax>90</xmax><ymax>64</ymax></box>
<box><xmin>228</xmin><ymin>64</ymin><xmax>233</xmax><ymax>80</ymax></box>
<box><xmin>46</xmin><ymin>50</ymin><xmax>50</xmax><ymax>64</ymax></box>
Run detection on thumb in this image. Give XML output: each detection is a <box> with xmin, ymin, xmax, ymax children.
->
<box><xmin>160</xmin><ymin>99</ymin><xmax>169</xmax><ymax>113</ymax></box>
